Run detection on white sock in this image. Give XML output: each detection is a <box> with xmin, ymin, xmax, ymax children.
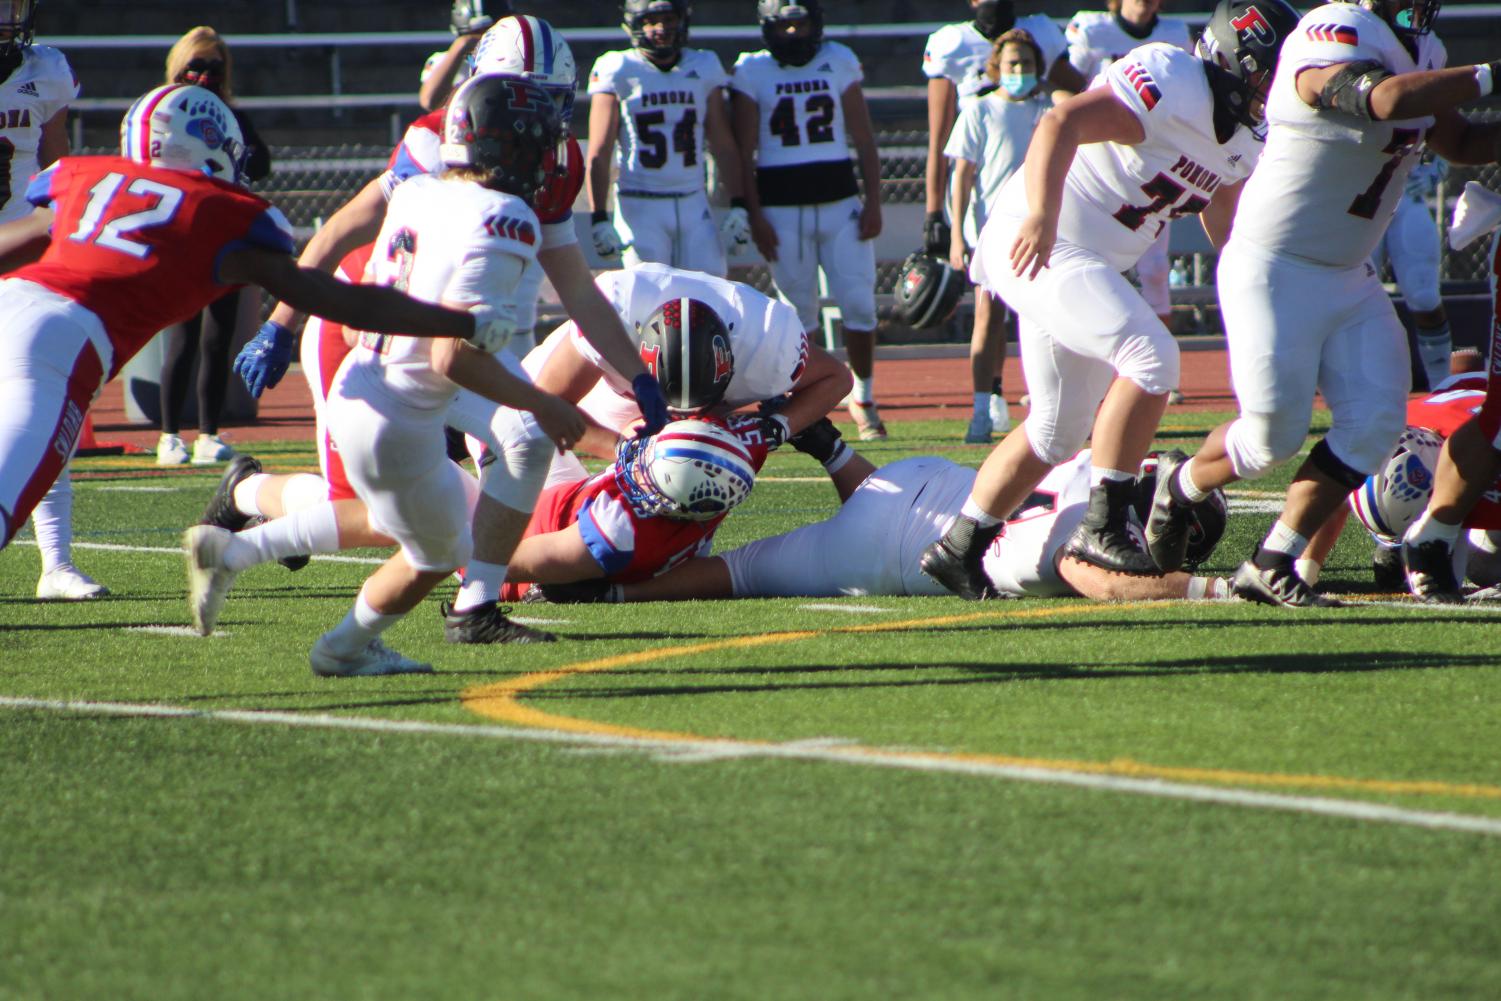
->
<box><xmin>1089</xmin><ymin>467</ymin><xmax>1134</xmax><ymax>488</ymax></box>
<box><xmin>972</xmin><ymin>392</ymin><xmax>989</xmax><ymax>417</ymax></box>
<box><xmin>1262</xmin><ymin>520</ymin><xmax>1310</xmax><ymax>559</ymax></box>
<box><xmin>454</xmin><ymin>559</ymin><xmax>506</xmax><ymax>611</ymax></box>
<box><xmin>960</xmin><ymin>498</ymin><xmax>1002</xmax><ymax>528</ymax></box>
<box><xmin>1416</xmin><ymin>321</ymin><xmax>1452</xmax><ymax>390</ymax></box>
<box><xmin>852</xmin><ymin>375</ymin><xmax>874</xmax><ymax>404</ymax></box>
<box><xmin>233</xmin><ymin>473</ymin><xmax>270</xmax><ymax>518</ymax></box>
<box><xmin>1406</xmin><ymin>510</ymin><xmax>1464</xmax><ymax>547</ymax></box>
<box><xmin>323</xmin><ymin>590</ymin><xmax>402</xmax><ymax>656</ymax></box>
<box><xmin>1294</xmin><ymin>558</ymin><xmax>1321</xmax><ymax>586</ymax></box>
<box><xmin>224</xmin><ymin>502</ymin><xmax>341</xmax><ymax>572</ymax></box>
<box><xmin>1176</xmin><ymin>459</ymin><xmax>1211</xmax><ymax>503</ymax></box>
<box><xmin>31</xmin><ymin>470</ymin><xmax>73</xmax><ymax>573</ymax></box>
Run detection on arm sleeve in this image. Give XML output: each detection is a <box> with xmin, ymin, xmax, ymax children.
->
<box><xmin>577</xmin><ymin>496</ymin><xmax>637</xmax><ymax>575</ymax></box>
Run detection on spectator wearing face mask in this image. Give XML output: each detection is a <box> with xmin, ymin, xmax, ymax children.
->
<box><xmin>155</xmin><ymin>26</ymin><xmax>272</xmax><ymax>466</ymax></box>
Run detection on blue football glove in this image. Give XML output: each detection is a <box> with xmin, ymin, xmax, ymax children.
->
<box><xmin>235</xmin><ymin>321</ymin><xmax>294</xmax><ymax>398</ymax></box>
<box><xmin>632</xmin><ymin>373</ymin><xmax>671</xmax><ymax>436</ymax></box>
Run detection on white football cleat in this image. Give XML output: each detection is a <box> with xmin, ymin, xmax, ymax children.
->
<box><xmin>36</xmin><ymin>565</ymin><xmax>109</xmax><ymax>601</ymax></box>
<box><xmin>191</xmin><ymin>433</ymin><xmax>235</xmax><ymax>465</ymax></box>
<box><xmin>157</xmin><ymin>433</ymin><xmax>189</xmax><ymax>466</ymax></box>
<box><xmin>183</xmin><ymin>524</ymin><xmax>238</xmax><ymax>635</ymax></box>
<box><xmin>988</xmin><ymin>393</ymin><xmax>1010</xmax><ymax>433</ymax></box>
<box><xmin>309</xmin><ymin>635</ymin><xmax>434</xmax><ymax>677</ymax></box>
<box><xmin>1449</xmin><ymin>181</ymin><xmax>1501</xmax><ymax>252</ymax></box>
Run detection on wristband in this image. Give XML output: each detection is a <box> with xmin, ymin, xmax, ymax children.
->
<box><xmin>1477</xmin><ymin>62</ymin><xmax>1496</xmax><ymax>98</ymax></box>
<box><xmin>591</xmin><ymin>209</ymin><xmax>610</xmax><ymax>224</ymax></box>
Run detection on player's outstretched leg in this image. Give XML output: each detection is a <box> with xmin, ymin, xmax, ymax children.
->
<box><xmin>199</xmin><ymin>453</ymin><xmax>311</xmax><ymax>572</ymax></box>
<box><xmin>1063</xmin><ymin>478</ymin><xmax>1158</xmax><ymax>575</ymax></box>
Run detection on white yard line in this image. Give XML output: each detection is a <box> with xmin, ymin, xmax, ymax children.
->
<box><xmin>798</xmin><ymin>603</ymin><xmax>891</xmax><ymax>614</ymax></box>
<box><xmin>4</xmin><ymin>695</ymin><xmax>1500</xmax><ymax>838</ymax></box>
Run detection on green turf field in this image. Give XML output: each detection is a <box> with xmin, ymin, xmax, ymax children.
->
<box><xmin>4</xmin><ymin>415</ymin><xmax>1500</xmax><ymax>1001</ymax></box>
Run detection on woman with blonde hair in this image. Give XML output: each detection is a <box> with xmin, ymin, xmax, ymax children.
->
<box><xmin>156</xmin><ymin>26</ymin><xmax>273</xmax><ymax>465</ymax></box>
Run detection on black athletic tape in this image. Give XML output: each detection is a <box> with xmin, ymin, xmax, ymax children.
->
<box><xmin>1317</xmin><ymin>59</ymin><xmax>1392</xmax><ymax>120</ymax></box>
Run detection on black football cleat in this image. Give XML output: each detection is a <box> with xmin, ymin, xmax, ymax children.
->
<box><xmin>1371</xmin><ymin>544</ymin><xmax>1405</xmax><ymax>592</ymax></box>
<box><xmin>1144</xmin><ymin>449</ymin><xmax>1193</xmax><ymax>572</ymax></box>
<box><xmin>1231</xmin><ymin>550</ymin><xmax>1341</xmax><ymax>608</ymax></box>
<box><xmin>279</xmin><ymin>553</ymin><xmax>311</xmax><ymax>572</ymax></box>
<box><xmin>1402</xmin><ymin>539</ymin><xmax>1465</xmax><ymax>604</ymax></box>
<box><xmin>919</xmin><ymin>516</ymin><xmax>1002</xmax><ymax>600</ymax></box>
<box><xmin>1063</xmin><ymin>479</ymin><xmax>1159</xmax><ymax>576</ymax></box>
<box><xmin>442</xmin><ymin>601</ymin><xmax>557</xmax><ymax>644</ymax></box>
<box><xmin>200</xmin><ymin>454</ymin><xmax>262</xmax><ymax>532</ymax></box>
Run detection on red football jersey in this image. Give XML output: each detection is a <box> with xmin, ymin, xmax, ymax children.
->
<box><xmin>500</xmin><ymin>417</ymin><xmax>775</xmax><ymax>600</ymax></box>
<box><xmin>1407</xmin><ymin>375</ymin><xmax>1501</xmax><ymax>529</ymax></box>
<box><xmin>15</xmin><ymin>156</ymin><xmax>294</xmax><ymax>376</ymax></box>
<box><xmin>387</xmin><ymin>111</ymin><xmax>583</xmax><ymax>225</ymax></box>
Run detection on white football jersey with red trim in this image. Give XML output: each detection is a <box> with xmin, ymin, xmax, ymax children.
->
<box><xmin>730</xmin><ymin>41</ymin><xmax>862</xmax><ymax>169</ymax></box>
<box><xmin>351</xmin><ymin>174</ymin><xmax>540</xmax><ymax>408</ymax></box>
<box><xmin>923</xmin><ymin>17</ymin><xmax>1068</xmax><ymax>113</ymax></box>
<box><xmin>997</xmin><ymin>43</ymin><xmax>1261</xmax><ymax>272</ymax></box>
<box><xmin>1065</xmin><ymin>11</ymin><xmax>1191</xmax><ymax>81</ymax></box>
<box><xmin>569</xmin><ymin>263</ymin><xmax>808</xmax><ymax>409</ymax></box>
<box><xmin>1233</xmin><ymin>3</ymin><xmax>1447</xmax><ymax>268</ymax></box>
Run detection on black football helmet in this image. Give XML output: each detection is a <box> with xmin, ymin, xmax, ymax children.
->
<box><xmin>894</xmin><ymin>251</ymin><xmax>965</xmax><ymax>330</ymax></box>
<box><xmin>638</xmin><ymin>297</ymin><xmax>734</xmax><ymax>413</ymax></box>
<box><xmin>758</xmin><ymin>0</ymin><xmax>823</xmax><ymax>67</ymax></box>
<box><xmin>0</xmin><ymin>0</ymin><xmax>37</xmax><ymax>61</ymax></box>
<box><xmin>1134</xmin><ymin>452</ymin><xmax>1230</xmax><ymax>570</ymax></box>
<box><xmin>439</xmin><ymin>74</ymin><xmax>565</xmax><ymax>205</ymax></box>
<box><xmin>1197</xmin><ymin>0</ymin><xmax>1299</xmax><ymax>139</ymax></box>
<box><xmin>624</xmin><ymin>0</ymin><xmax>691</xmax><ymax>65</ymax></box>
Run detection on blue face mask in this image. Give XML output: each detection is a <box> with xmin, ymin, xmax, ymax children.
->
<box><xmin>1000</xmin><ymin>72</ymin><xmax>1037</xmax><ymax>98</ymax></box>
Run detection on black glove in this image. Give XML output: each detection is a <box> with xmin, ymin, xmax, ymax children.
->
<box><xmin>923</xmin><ymin>211</ymin><xmax>951</xmax><ymax>256</ymax></box>
<box><xmin>757</xmin><ymin>412</ymin><xmax>791</xmax><ymax>449</ymax></box>
<box><xmin>530</xmin><ymin>579</ymin><xmax>616</xmax><ymax>604</ymax></box>
<box><xmin>788</xmin><ymin>416</ymin><xmax>846</xmax><ymax>466</ymax></box>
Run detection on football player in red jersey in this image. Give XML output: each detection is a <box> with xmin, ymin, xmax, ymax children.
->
<box><xmin>496</xmin><ymin>416</ymin><xmax>771</xmax><ymax>602</ymax></box>
<box><xmin>0</xmin><ymin>83</ymin><xmax>515</xmax><ymax>553</ymax></box>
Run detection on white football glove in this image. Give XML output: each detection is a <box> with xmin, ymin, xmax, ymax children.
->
<box><xmin>1449</xmin><ymin>181</ymin><xmax>1501</xmax><ymax>252</ymax></box>
<box><xmin>720</xmin><ymin>205</ymin><xmax>751</xmax><ymax>254</ymax></box>
<box><xmin>591</xmin><ymin>220</ymin><xmax>624</xmax><ymax>261</ymax></box>
<box><xmin>468</xmin><ymin>301</ymin><xmax>520</xmax><ymax>354</ymax></box>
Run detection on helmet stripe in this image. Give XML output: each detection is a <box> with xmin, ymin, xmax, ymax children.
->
<box><xmin>678</xmin><ymin>297</ymin><xmax>693</xmax><ymax>409</ymax></box>
<box><xmin>515</xmin><ymin>14</ymin><xmax>536</xmax><ymax>73</ymax></box>
<box><xmin>127</xmin><ymin>84</ymin><xmax>179</xmax><ymax>163</ymax></box>
<box><xmin>1359</xmin><ymin>478</ymin><xmax>1393</xmax><ymax>538</ymax></box>
<box><xmin>535</xmin><ymin>17</ymin><xmax>555</xmax><ymax>76</ymax></box>
<box><xmin>654</xmin><ymin>446</ymin><xmax>755</xmax><ymax>490</ymax></box>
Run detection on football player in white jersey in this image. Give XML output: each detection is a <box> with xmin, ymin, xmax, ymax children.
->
<box><xmin>1144</xmin><ymin>0</ymin><xmax>1501</xmax><ymax>607</ymax></box>
<box><xmin>522</xmin><ymin>261</ymin><xmax>852</xmax><ymax>485</ymax></box>
<box><xmin>186</xmin><ymin>77</ymin><xmax>586</xmax><ymax>675</ymax></box>
<box><xmin>1374</xmin><ymin>154</ymin><xmax>1452</xmax><ymax>391</ymax></box>
<box><xmin>0</xmin><ymin>0</ymin><xmax>97</xmax><ymax>601</ymax></box>
<box><xmin>921</xmin><ymin>0</ymin><xmax>1299</xmax><ymax>601</ymax></box>
<box><xmin>944</xmin><ymin>29</ymin><xmax>1051</xmax><ymax>443</ymax></box>
<box><xmin>731</xmin><ymin>1</ymin><xmax>887</xmax><ymax>440</ymax></box>
<box><xmin>586</xmin><ymin>0</ymin><xmax>749</xmax><ymax>277</ymax></box>
<box><xmin>538</xmin><ymin>420</ymin><xmax>1231</xmax><ymax>604</ymax></box>
<box><xmin>1067</xmin><ymin>0</ymin><xmax>1193</xmax><ymax>393</ymax></box>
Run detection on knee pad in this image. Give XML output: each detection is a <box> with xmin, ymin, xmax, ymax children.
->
<box><xmin>480</xmin><ymin>410</ymin><xmax>553</xmax><ymax>513</ymax></box>
<box><xmin>1307</xmin><ymin>438</ymin><xmax>1369</xmax><ymax>490</ymax></box>
<box><xmin>1224</xmin><ymin>412</ymin><xmax>1304</xmax><ymax>480</ymax></box>
<box><xmin>1113</xmin><ymin>329</ymin><xmax>1180</xmax><ymax>398</ymax></box>
<box><xmin>1023</xmin><ymin>414</ymin><xmax>1090</xmax><ymax>467</ymax></box>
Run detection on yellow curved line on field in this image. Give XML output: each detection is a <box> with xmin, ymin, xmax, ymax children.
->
<box><xmin>459</xmin><ymin>604</ymin><xmax>1501</xmax><ymax>801</ymax></box>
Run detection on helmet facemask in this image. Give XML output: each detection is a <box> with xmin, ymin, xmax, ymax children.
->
<box><xmin>758</xmin><ymin>1</ymin><xmax>823</xmax><ymax>67</ymax></box>
<box><xmin>624</xmin><ymin>0</ymin><xmax>690</xmax><ymax>67</ymax></box>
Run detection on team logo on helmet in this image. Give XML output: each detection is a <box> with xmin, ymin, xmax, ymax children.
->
<box><xmin>711</xmin><ymin>334</ymin><xmax>732</xmax><ymax>385</ymax></box>
<box><xmin>1350</xmin><ymin>427</ymin><xmax>1445</xmax><ymax>542</ymax></box>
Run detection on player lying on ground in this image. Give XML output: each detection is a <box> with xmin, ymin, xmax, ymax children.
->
<box><xmin>184</xmin><ymin>75</ymin><xmax>586</xmax><ymax>675</ymax></box>
<box><xmin>0</xmin><ymin>83</ymin><xmax>509</xmax><ymax>554</ymax></box>
<box><xmin>493</xmin><ymin>416</ymin><xmax>768</xmax><ymax>601</ymax></box>
<box><xmin>527</xmin><ymin>419</ymin><xmax>1231</xmax><ymax>604</ymax></box>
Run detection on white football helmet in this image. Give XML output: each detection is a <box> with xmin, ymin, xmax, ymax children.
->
<box><xmin>616</xmin><ymin>419</ymin><xmax>757</xmax><ymax>522</ymax></box>
<box><xmin>120</xmin><ymin>84</ymin><xmax>246</xmax><ymax>185</ymax></box>
<box><xmin>471</xmin><ymin>14</ymin><xmax>577</xmax><ymax>122</ymax></box>
<box><xmin>1350</xmin><ymin>426</ymin><xmax>1445</xmax><ymax>542</ymax></box>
